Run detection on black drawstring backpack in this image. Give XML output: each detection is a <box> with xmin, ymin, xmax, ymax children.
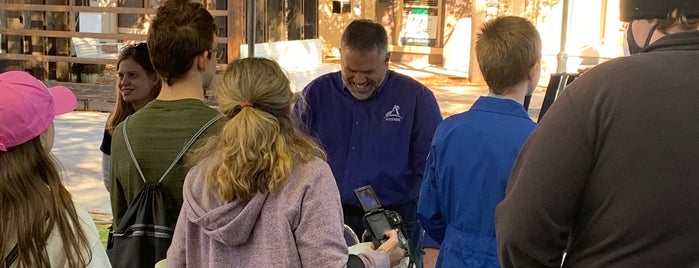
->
<box><xmin>106</xmin><ymin>114</ymin><xmax>221</xmax><ymax>268</ymax></box>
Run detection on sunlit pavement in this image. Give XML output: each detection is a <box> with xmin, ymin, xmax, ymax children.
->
<box><xmin>53</xmin><ymin>111</ymin><xmax>112</xmax><ymax>221</ymax></box>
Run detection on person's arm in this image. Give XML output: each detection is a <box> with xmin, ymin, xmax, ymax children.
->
<box><xmin>109</xmin><ymin>136</ymin><xmax>127</xmax><ymax>227</ymax></box>
<box><xmin>100</xmin><ymin>128</ymin><xmax>113</xmax><ymax>191</ymax></box>
<box><xmin>109</xmin><ymin>173</ymin><xmax>127</xmax><ymax>227</ymax></box>
<box><xmin>417</xmin><ymin>146</ymin><xmax>446</xmax><ymax>243</ymax></box>
<box><xmin>74</xmin><ymin>204</ymin><xmax>112</xmax><ymax>268</ymax></box>
<box><xmin>349</xmin><ymin>229</ymin><xmax>405</xmax><ymax>267</ymax></box>
<box><xmin>420</xmin><ymin>230</ymin><xmax>440</xmax><ymax>268</ymax></box>
<box><xmin>422</xmin><ymin>247</ymin><xmax>439</xmax><ymax>268</ymax></box>
<box><xmin>166</xmin><ymin>197</ymin><xmax>189</xmax><ymax>267</ymax></box>
<box><xmin>422</xmin><ymin>248</ymin><xmax>439</xmax><ymax>268</ymax></box>
<box><xmin>410</xmin><ymin>88</ymin><xmax>442</xmax><ymax>180</ymax></box>
<box><xmin>374</xmin><ymin>230</ymin><xmax>405</xmax><ymax>266</ymax></box>
<box><xmin>294</xmin><ymin>162</ymin><xmax>391</xmax><ymax>268</ymax></box>
<box><xmin>102</xmin><ymin>153</ymin><xmax>111</xmax><ymax>192</ymax></box>
<box><xmin>495</xmin><ymin>91</ymin><xmax>593</xmax><ymax>267</ymax></box>
<box><xmin>294</xmin><ymin>163</ymin><xmax>385</xmax><ymax>267</ymax></box>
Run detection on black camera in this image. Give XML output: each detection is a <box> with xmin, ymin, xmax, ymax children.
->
<box><xmin>353</xmin><ymin>185</ymin><xmax>409</xmax><ymax>252</ymax></box>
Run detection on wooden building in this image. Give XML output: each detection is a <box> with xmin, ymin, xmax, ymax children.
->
<box><xmin>0</xmin><ymin>0</ymin><xmax>624</xmax><ymax>84</ymax></box>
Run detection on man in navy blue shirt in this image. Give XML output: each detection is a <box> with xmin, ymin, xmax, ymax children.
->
<box><xmin>296</xmin><ymin>19</ymin><xmax>442</xmax><ymax>267</ymax></box>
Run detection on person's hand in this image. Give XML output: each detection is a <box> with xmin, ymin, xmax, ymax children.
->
<box><xmin>375</xmin><ymin>230</ymin><xmax>405</xmax><ymax>266</ymax></box>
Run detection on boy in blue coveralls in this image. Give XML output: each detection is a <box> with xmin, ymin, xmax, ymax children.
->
<box><xmin>417</xmin><ymin>16</ymin><xmax>542</xmax><ymax>267</ymax></box>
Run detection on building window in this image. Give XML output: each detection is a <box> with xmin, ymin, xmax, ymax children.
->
<box><xmin>399</xmin><ymin>0</ymin><xmax>441</xmax><ymax>47</ymax></box>
<box><xmin>332</xmin><ymin>0</ymin><xmax>351</xmax><ymax>14</ymax></box>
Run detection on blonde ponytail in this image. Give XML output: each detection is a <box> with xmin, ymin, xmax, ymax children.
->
<box><xmin>188</xmin><ymin>58</ymin><xmax>325</xmax><ymax>202</ymax></box>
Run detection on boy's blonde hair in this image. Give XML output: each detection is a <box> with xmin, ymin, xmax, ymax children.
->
<box><xmin>476</xmin><ymin>16</ymin><xmax>541</xmax><ymax>95</ymax></box>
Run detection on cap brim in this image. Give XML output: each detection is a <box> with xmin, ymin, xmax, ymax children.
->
<box><xmin>49</xmin><ymin>86</ymin><xmax>78</xmax><ymax>115</ymax></box>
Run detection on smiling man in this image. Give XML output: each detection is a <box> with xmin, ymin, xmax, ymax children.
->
<box><xmin>296</xmin><ymin>19</ymin><xmax>442</xmax><ymax>267</ymax></box>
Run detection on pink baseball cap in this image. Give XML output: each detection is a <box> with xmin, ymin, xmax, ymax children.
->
<box><xmin>0</xmin><ymin>71</ymin><xmax>77</xmax><ymax>151</ymax></box>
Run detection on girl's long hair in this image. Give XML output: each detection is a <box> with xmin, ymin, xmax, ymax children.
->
<box><xmin>0</xmin><ymin>136</ymin><xmax>92</xmax><ymax>268</ymax></box>
<box><xmin>106</xmin><ymin>43</ymin><xmax>161</xmax><ymax>134</ymax></box>
<box><xmin>188</xmin><ymin>57</ymin><xmax>325</xmax><ymax>202</ymax></box>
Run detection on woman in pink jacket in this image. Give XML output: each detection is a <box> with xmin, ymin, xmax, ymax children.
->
<box><xmin>167</xmin><ymin>57</ymin><xmax>403</xmax><ymax>268</ymax></box>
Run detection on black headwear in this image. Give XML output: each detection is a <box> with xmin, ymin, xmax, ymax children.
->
<box><xmin>620</xmin><ymin>0</ymin><xmax>699</xmax><ymax>22</ymax></box>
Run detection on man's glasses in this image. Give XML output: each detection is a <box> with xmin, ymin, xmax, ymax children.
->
<box><xmin>206</xmin><ymin>47</ymin><xmax>225</xmax><ymax>61</ymax></box>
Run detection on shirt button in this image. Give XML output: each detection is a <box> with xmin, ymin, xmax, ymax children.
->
<box><xmin>354</xmin><ymin>121</ymin><xmax>360</xmax><ymax>125</ymax></box>
<box><xmin>351</xmin><ymin>146</ymin><xmax>357</xmax><ymax>151</ymax></box>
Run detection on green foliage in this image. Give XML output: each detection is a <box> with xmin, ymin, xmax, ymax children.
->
<box><xmin>97</xmin><ymin>223</ymin><xmax>110</xmax><ymax>249</ymax></box>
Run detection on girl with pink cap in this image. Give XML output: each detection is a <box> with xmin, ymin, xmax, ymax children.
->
<box><xmin>0</xmin><ymin>71</ymin><xmax>111</xmax><ymax>267</ymax></box>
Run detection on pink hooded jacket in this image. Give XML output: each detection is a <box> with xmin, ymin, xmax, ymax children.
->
<box><xmin>167</xmin><ymin>157</ymin><xmax>389</xmax><ymax>267</ymax></box>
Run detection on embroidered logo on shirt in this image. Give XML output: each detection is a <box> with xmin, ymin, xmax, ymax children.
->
<box><xmin>384</xmin><ymin>105</ymin><xmax>403</xmax><ymax>122</ymax></box>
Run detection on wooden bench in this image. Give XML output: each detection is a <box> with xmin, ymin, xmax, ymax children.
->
<box><xmin>46</xmin><ymin>81</ymin><xmax>115</xmax><ymax>112</ymax></box>
<box><xmin>71</xmin><ymin>37</ymin><xmax>120</xmax><ymax>60</ymax></box>
<box><xmin>239</xmin><ymin>39</ymin><xmax>339</xmax><ymax>91</ymax></box>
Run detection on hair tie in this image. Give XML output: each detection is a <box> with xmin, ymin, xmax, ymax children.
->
<box><xmin>241</xmin><ymin>102</ymin><xmax>254</xmax><ymax>108</ymax></box>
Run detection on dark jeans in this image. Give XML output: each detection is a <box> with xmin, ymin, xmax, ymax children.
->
<box><xmin>343</xmin><ymin>199</ymin><xmax>423</xmax><ymax>268</ymax></box>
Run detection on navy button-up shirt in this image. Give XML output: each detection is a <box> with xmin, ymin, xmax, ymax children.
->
<box><xmin>296</xmin><ymin>70</ymin><xmax>442</xmax><ymax>207</ymax></box>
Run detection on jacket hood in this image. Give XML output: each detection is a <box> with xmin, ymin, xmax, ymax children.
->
<box><xmin>182</xmin><ymin>163</ymin><xmax>268</xmax><ymax>246</ymax></box>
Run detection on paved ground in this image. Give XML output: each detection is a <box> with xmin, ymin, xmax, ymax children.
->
<box><xmin>53</xmin><ymin>111</ymin><xmax>112</xmax><ymax>220</ymax></box>
<box><xmin>54</xmin><ymin>65</ymin><xmax>550</xmax><ymax>221</ymax></box>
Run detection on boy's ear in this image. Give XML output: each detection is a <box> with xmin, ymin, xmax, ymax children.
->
<box><xmin>528</xmin><ymin>61</ymin><xmax>540</xmax><ymax>80</ymax></box>
<box><xmin>197</xmin><ymin>53</ymin><xmax>208</xmax><ymax>71</ymax></box>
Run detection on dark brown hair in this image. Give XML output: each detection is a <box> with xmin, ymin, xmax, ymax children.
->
<box><xmin>147</xmin><ymin>0</ymin><xmax>217</xmax><ymax>86</ymax></box>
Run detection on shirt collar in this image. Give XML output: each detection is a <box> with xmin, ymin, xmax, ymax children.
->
<box><xmin>487</xmin><ymin>92</ymin><xmax>519</xmax><ymax>102</ymax></box>
<box><xmin>473</xmin><ymin>96</ymin><xmax>531</xmax><ymax>120</ymax></box>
